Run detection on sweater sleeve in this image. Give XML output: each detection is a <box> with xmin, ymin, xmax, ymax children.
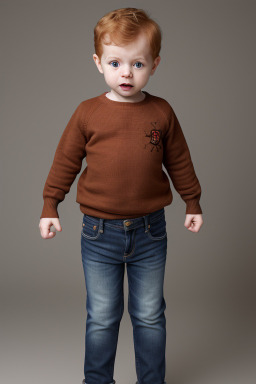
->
<box><xmin>40</xmin><ymin>102</ymin><xmax>87</xmax><ymax>218</ymax></box>
<box><xmin>163</xmin><ymin>106</ymin><xmax>203</xmax><ymax>215</ymax></box>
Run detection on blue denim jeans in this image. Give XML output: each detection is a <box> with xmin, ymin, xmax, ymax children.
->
<box><xmin>81</xmin><ymin>208</ymin><xmax>168</xmax><ymax>384</ymax></box>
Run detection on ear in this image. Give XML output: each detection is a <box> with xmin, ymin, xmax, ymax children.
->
<box><xmin>93</xmin><ymin>54</ymin><xmax>103</xmax><ymax>74</ymax></box>
<box><xmin>150</xmin><ymin>56</ymin><xmax>161</xmax><ymax>75</ymax></box>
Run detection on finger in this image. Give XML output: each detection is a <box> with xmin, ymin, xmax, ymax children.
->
<box><xmin>188</xmin><ymin>222</ymin><xmax>200</xmax><ymax>232</ymax></box>
<box><xmin>184</xmin><ymin>220</ymin><xmax>192</xmax><ymax>228</ymax></box>
<box><xmin>52</xmin><ymin>219</ymin><xmax>62</xmax><ymax>232</ymax></box>
<box><xmin>41</xmin><ymin>227</ymin><xmax>55</xmax><ymax>239</ymax></box>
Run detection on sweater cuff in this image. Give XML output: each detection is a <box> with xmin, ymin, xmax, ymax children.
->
<box><xmin>40</xmin><ymin>198</ymin><xmax>59</xmax><ymax>219</ymax></box>
<box><xmin>185</xmin><ymin>199</ymin><xmax>203</xmax><ymax>215</ymax></box>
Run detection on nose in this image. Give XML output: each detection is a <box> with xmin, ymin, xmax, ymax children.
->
<box><xmin>121</xmin><ymin>65</ymin><xmax>133</xmax><ymax>77</ymax></box>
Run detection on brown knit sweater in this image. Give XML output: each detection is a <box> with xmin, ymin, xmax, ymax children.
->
<box><xmin>40</xmin><ymin>91</ymin><xmax>203</xmax><ymax>219</ymax></box>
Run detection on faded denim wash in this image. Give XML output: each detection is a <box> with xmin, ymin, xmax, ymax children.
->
<box><xmin>81</xmin><ymin>208</ymin><xmax>168</xmax><ymax>384</ymax></box>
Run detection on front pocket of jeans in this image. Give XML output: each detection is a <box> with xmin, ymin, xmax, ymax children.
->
<box><xmin>81</xmin><ymin>219</ymin><xmax>101</xmax><ymax>240</ymax></box>
<box><xmin>147</xmin><ymin>215</ymin><xmax>167</xmax><ymax>241</ymax></box>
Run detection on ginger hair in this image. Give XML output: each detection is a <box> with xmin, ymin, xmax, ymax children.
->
<box><xmin>94</xmin><ymin>8</ymin><xmax>162</xmax><ymax>62</ymax></box>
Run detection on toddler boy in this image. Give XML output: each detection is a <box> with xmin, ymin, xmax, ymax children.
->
<box><xmin>39</xmin><ymin>7</ymin><xmax>203</xmax><ymax>384</ymax></box>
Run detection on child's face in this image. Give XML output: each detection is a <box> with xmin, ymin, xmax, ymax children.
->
<box><xmin>93</xmin><ymin>32</ymin><xmax>161</xmax><ymax>100</ymax></box>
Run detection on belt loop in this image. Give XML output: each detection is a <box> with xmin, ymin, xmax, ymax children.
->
<box><xmin>99</xmin><ymin>218</ymin><xmax>104</xmax><ymax>233</ymax></box>
<box><xmin>143</xmin><ymin>214</ymin><xmax>150</xmax><ymax>233</ymax></box>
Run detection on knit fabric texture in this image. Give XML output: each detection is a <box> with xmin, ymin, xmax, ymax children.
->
<box><xmin>40</xmin><ymin>91</ymin><xmax>203</xmax><ymax>219</ymax></box>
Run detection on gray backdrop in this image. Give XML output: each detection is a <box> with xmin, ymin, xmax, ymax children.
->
<box><xmin>1</xmin><ymin>1</ymin><xmax>255</xmax><ymax>383</ymax></box>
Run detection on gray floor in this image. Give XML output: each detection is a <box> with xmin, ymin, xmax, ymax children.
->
<box><xmin>1</xmin><ymin>281</ymin><xmax>256</xmax><ymax>384</ymax></box>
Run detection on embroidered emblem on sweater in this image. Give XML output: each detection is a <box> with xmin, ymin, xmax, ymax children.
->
<box><xmin>144</xmin><ymin>122</ymin><xmax>162</xmax><ymax>152</ymax></box>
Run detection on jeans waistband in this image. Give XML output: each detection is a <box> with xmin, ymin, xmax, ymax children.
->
<box><xmin>83</xmin><ymin>207</ymin><xmax>165</xmax><ymax>233</ymax></box>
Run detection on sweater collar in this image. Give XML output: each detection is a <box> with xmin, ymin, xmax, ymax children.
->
<box><xmin>99</xmin><ymin>91</ymin><xmax>151</xmax><ymax>108</ymax></box>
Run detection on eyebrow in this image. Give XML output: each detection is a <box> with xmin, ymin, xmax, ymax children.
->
<box><xmin>106</xmin><ymin>56</ymin><xmax>146</xmax><ymax>61</ymax></box>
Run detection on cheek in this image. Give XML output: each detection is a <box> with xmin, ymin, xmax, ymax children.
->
<box><xmin>136</xmin><ymin>70</ymin><xmax>150</xmax><ymax>81</ymax></box>
<box><xmin>103</xmin><ymin>70</ymin><xmax>114</xmax><ymax>82</ymax></box>
<box><xmin>105</xmin><ymin>68</ymin><xmax>118</xmax><ymax>78</ymax></box>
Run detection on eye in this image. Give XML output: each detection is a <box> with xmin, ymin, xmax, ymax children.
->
<box><xmin>134</xmin><ymin>62</ymin><xmax>144</xmax><ymax>69</ymax></box>
<box><xmin>109</xmin><ymin>61</ymin><xmax>119</xmax><ymax>68</ymax></box>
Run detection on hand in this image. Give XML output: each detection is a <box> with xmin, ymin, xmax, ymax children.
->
<box><xmin>184</xmin><ymin>214</ymin><xmax>203</xmax><ymax>233</ymax></box>
<box><xmin>39</xmin><ymin>218</ymin><xmax>62</xmax><ymax>239</ymax></box>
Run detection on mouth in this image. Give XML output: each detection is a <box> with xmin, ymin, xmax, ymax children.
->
<box><xmin>120</xmin><ymin>83</ymin><xmax>134</xmax><ymax>90</ymax></box>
